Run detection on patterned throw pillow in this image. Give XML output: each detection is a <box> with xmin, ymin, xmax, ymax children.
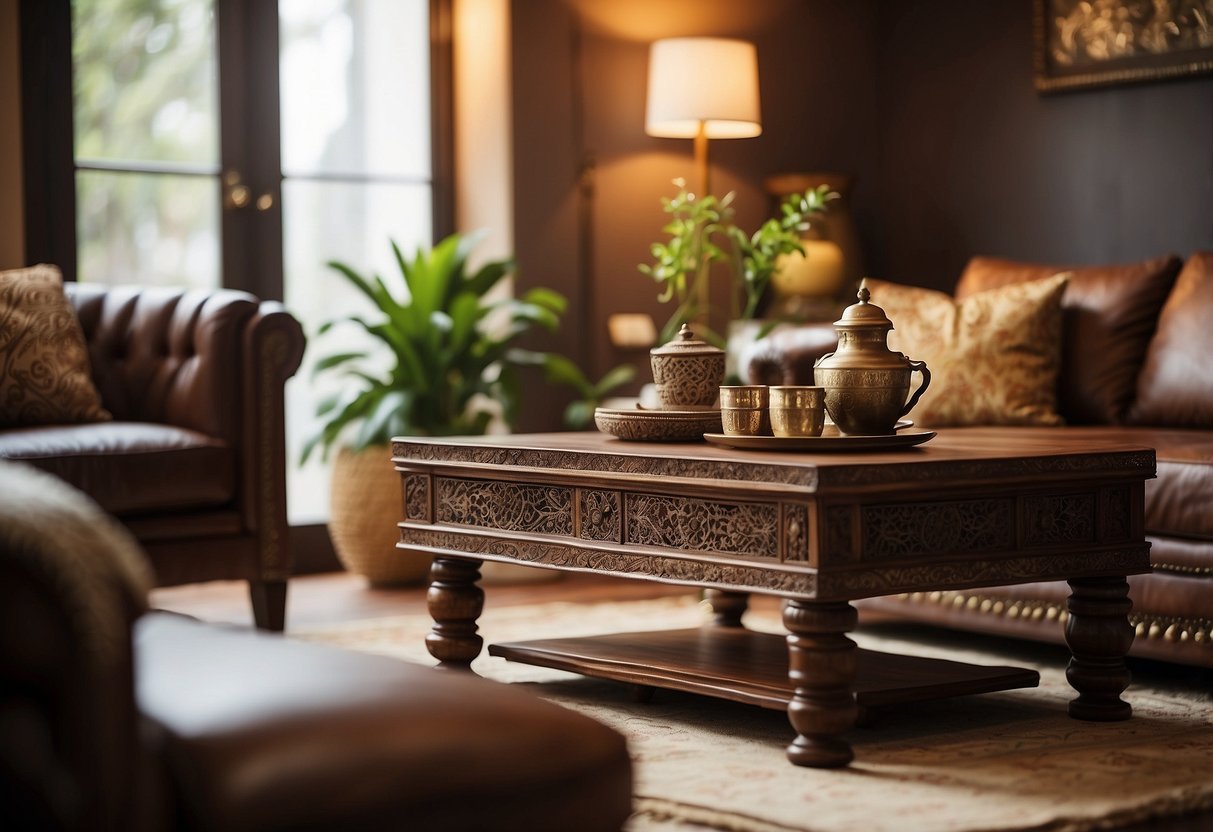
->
<box><xmin>955</xmin><ymin>255</ymin><xmax>1181</xmax><ymax>424</ymax></box>
<box><xmin>864</xmin><ymin>273</ymin><xmax>1070</xmax><ymax>427</ymax></box>
<box><xmin>0</xmin><ymin>265</ymin><xmax>111</xmax><ymax>427</ymax></box>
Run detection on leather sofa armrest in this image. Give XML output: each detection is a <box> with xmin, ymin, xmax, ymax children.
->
<box><xmin>239</xmin><ymin>302</ymin><xmax>306</xmax><ymax>582</ymax></box>
<box><xmin>0</xmin><ymin>462</ymin><xmax>152</xmax><ymax>830</ymax></box>
<box><xmin>743</xmin><ymin>322</ymin><xmax>838</xmax><ymax>386</ymax></box>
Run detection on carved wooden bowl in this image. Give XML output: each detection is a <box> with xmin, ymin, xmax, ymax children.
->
<box><xmin>594</xmin><ymin>407</ymin><xmax>722</xmax><ymax>442</ymax></box>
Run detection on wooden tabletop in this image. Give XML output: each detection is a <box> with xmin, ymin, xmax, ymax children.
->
<box><xmin>392</xmin><ymin>427</ymin><xmax>1154</xmax><ymax>490</ymax></box>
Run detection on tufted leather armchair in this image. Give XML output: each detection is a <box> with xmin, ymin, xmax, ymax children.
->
<box><xmin>0</xmin><ymin>284</ymin><xmax>305</xmax><ymax>630</ymax></box>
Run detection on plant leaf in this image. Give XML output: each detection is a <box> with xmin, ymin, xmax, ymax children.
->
<box><xmin>563</xmin><ymin>399</ymin><xmax>594</xmax><ymax>429</ymax></box>
<box><xmin>464</xmin><ymin>258</ymin><xmax>514</xmax><ymax>297</ymax></box>
<box><xmin>591</xmin><ymin>363</ymin><xmax>637</xmax><ymax>397</ymax></box>
<box><xmin>541</xmin><ymin>353</ymin><xmax>593</xmax><ymax>395</ymax></box>
<box><xmin>310</xmin><ymin>351</ymin><xmax>367</xmax><ymax>378</ymax></box>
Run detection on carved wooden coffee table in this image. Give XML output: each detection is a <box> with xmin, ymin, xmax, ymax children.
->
<box><xmin>392</xmin><ymin>428</ymin><xmax>1153</xmax><ymax>768</ymax></box>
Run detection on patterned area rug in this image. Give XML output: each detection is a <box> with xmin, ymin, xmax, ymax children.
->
<box><xmin>295</xmin><ymin>596</ymin><xmax>1213</xmax><ymax>832</ymax></box>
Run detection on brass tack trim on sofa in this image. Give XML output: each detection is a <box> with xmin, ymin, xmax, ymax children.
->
<box><xmin>1152</xmin><ymin>562</ymin><xmax>1213</xmax><ymax>576</ymax></box>
<box><xmin>896</xmin><ymin>591</ymin><xmax>1211</xmax><ymax>647</ymax></box>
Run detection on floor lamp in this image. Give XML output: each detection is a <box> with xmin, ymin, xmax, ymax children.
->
<box><xmin>644</xmin><ymin>37</ymin><xmax>763</xmax><ymax>199</ymax></box>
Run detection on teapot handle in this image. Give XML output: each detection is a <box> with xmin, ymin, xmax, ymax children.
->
<box><xmin>899</xmin><ymin>360</ymin><xmax>931</xmax><ymax>418</ymax></box>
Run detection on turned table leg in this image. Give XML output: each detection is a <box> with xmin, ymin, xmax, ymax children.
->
<box><xmin>783</xmin><ymin>599</ymin><xmax>859</xmax><ymax>768</ymax></box>
<box><xmin>1065</xmin><ymin>576</ymin><xmax>1134</xmax><ymax>721</ymax></box>
<box><xmin>426</xmin><ymin>556</ymin><xmax>485</xmax><ymax>671</ymax></box>
<box><xmin>705</xmin><ymin>589</ymin><xmax>749</xmax><ymax>627</ymax></box>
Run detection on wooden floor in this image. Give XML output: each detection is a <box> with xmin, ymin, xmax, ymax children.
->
<box><xmin>152</xmin><ymin>567</ymin><xmax>712</xmax><ymax>629</ymax></box>
<box><xmin>152</xmin><ymin>570</ymin><xmax>1212</xmax><ymax>832</ymax></box>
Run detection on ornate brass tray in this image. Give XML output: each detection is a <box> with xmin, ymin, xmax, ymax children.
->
<box><xmin>703</xmin><ymin>427</ymin><xmax>935</xmax><ymax>452</ymax></box>
<box><xmin>594</xmin><ymin>406</ymin><xmax>722</xmax><ymax>442</ymax></box>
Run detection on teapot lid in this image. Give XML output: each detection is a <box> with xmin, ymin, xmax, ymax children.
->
<box><xmin>834</xmin><ymin>280</ymin><xmax>893</xmax><ymax>330</ymax></box>
<box><xmin>650</xmin><ymin>323</ymin><xmax>724</xmax><ymax>357</ymax></box>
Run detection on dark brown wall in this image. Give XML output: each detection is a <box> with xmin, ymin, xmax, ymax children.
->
<box><xmin>511</xmin><ymin>0</ymin><xmax>881</xmax><ymax>429</ymax></box>
<box><xmin>873</xmin><ymin>0</ymin><xmax>1213</xmax><ymax>290</ymax></box>
<box><xmin>511</xmin><ymin>0</ymin><xmax>1213</xmax><ymax>430</ymax></box>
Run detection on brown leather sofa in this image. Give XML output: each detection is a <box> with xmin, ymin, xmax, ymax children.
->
<box><xmin>746</xmin><ymin>252</ymin><xmax>1213</xmax><ymax>668</ymax></box>
<box><xmin>0</xmin><ymin>460</ymin><xmax>633</xmax><ymax>832</ymax></box>
<box><xmin>0</xmin><ymin>283</ymin><xmax>305</xmax><ymax>630</ymax></box>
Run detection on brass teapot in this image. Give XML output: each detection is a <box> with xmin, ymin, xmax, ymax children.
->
<box><xmin>813</xmin><ymin>282</ymin><xmax>931</xmax><ymax>435</ymax></box>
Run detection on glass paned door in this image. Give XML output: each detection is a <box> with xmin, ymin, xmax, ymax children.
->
<box><xmin>66</xmin><ymin>0</ymin><xmax>439</xmax><ymax>527</ymax></box>
<box><xmin>72</xmin><ymin>0</ymin><xmax>222</xmax><ymax>288</ymax></box>
<box><xmin>279</xmin><ymin>0</ymin><xmax>434</xmax><ymax>523</ymax></box>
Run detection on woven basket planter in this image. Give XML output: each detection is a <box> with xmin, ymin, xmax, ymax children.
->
<box><xmin>329</xmin><ymin>444</ymin><xmax>430</xmax><ymax>587</ymax></box>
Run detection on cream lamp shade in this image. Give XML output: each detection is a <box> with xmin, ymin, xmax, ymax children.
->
<box><xmin>644</xmin><ymin>36</ymin><xmax>762</xmax><ymax>323</ymax></box>
<box><xmin>645</xmin><ymin>37</ymin><xmax>762</xmax><ymax>140</ymax></box>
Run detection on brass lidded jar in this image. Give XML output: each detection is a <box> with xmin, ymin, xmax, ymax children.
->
<box><xmin>813</xmin><ymin>282</ymin><xmax>931</xmax><ymax>435</ymax></box>
<box><xmin>650</xmin><ymin>324</ymin><xmax>726</xmax><ymax>409</ymax></box>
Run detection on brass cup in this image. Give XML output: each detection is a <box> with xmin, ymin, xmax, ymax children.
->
<box><xmin>769</xmin><ymin>386</ymin><xmax>825</xmax><ymax>438</ymax></box>
<box><xmin>720</xmin><ymin>386</ymin><xmax>770</xmax><ymax>436</ymax></box>
<box><xmin>721</xmin><ymin>407</ymin><xmax>768</xmax><ymax>436</ymax></box>
<box><xmin>719</xmin><ymin>385</ymin><xmax>768</xmax><ymax>409</ymax></box>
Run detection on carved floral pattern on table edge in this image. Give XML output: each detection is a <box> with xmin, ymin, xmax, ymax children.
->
<box><xmin>580</xmin><ymin>489</ymin><xmax>621</xmax><ymax>542</ymax></box>
<box><xmin>403</xmin><ymin>474</ymin><xmax>431</xmax><ymax>523</ymax></box>
<box><xmin>783</xmin><ymin>503</ymin><xmax>809</xmax><ymax>562</ymax></box>
<box><xmin>854</xmin><ymin>489</ymin><xmax>1129</xmax><ymax>563</ymax></box>
<box><xmin>818</xmin><ymin>451</ymin><xmax>1155</xmax><ymax>489</ymax></box>
<box><xmin>821</xmin><ymin>546</ymin><xmax>1151</xmax><ymax>597</ymax></box>
<box><xmin>399</xmin><ymin>527</ymin><xmax>816</xmax><ymax>594</ymax></box>
<box><xmin>824</xmin><ymin>505</ymin><xmax>856</xmax><ymax>563</ymax></box>
<box><xmin>395</xmin><ymin>443</ymin><xmax>819</xmax><ymax>487</ymax></box>
<box><xmin>394</xmin><ymin>443</ymin><xmax>1153</xmax><ymax>492</ymax></box>
<box><xmin>1024</xmin><ymin>493</ymin><xmax>1095</xmax><ymax>548</ymax></box>
<box><xmin>624</xmin><ymin>493</ymin><xmax>778</xmax><ymax>558</ymax></box>
<box><xmin>437</xmin><ymin>478</ymin><xmax>573</xmax><ymax>536</ymax></box>
<box><xmin>431</xmin><ymin>474</ymin><xmax>785</xmax><ymax>561</ymax></box>
<box><xmin>862</xmin><ymin>498</ymin><xmax>1014</xmax><ymax>561</ymax></box>
<box><xmin>1099</xmin><ymin>486</ymin><xmax>1132</xmax><ymax>543</ymax></box>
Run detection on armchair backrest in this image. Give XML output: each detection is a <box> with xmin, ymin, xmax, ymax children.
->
<box><xmin>66</xmin><ymin>284</ymin><xmax>259</xmax><ymax>442</ymax></box>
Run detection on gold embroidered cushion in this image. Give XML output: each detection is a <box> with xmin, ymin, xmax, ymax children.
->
<box><xmin>864</xmin><ymin>273</ymin><xmax>1070</xmax><ymax>427</ymax></box>
<box><xmin>956</xmin><ymin>255</ymin><xmax>1181</xmax><ymax>424</ymax></box>
<box><xmin>0</xmin><ymin>265</ymin><xmax>111</xmax><ymax>427</ymax></box>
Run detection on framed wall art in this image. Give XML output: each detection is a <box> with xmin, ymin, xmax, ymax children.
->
<box><xmin>1034</xmin><ymin>0</ymin><xmax>1213</xmax><ymax>92</ymax></box>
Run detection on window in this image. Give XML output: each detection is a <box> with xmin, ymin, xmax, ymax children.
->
<box><xmin>21</xmin><ymin>0</ymin><xmax>452</xmax><ymax>530</ymax></box>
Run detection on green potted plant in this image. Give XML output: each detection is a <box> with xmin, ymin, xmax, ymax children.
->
<box><xmin>639</xmin><ymin>179</ymin><xmax>835</xmax><ymax>349</ymax></box>
<box><xmin>304</xmin><ymin>231</ymin><xmax>631</xmax><ymax>585</ymax></box>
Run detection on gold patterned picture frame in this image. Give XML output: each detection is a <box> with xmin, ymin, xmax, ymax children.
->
<box><xmin>1034</xmin><ymin>0</ymin><xmax>1213</xmax><ymax>92</ymax></box>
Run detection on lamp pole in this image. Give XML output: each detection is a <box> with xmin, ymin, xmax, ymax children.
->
<box><xmin>694</xmin><ymin>120</ymin><xmax>710</xmax><ymax>198</ymax></box>
<box><xmin>692</xmin><ymin>120</ymin><xmax>711</xmax><ymax>325</ymax></box>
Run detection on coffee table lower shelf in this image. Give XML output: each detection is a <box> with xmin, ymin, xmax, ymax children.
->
<box><xmin>488</xmin><ymin>627</ymin><xmax>1039</xmax><ymax>710</ymax></box>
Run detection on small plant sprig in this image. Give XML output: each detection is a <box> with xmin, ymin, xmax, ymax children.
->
<box><xmin>539</xmin><ymin>356</ymin><xmax>636</xmax><ymax>429</ymax></box>
<box><xmin>639</xmin><ymin>180</ymin><xmax>836</xmax><ymax>346</ymax></box>
<box><xmin>728</xmin><ymin>184</ymin><xmax>835</xmax><ymax>321</ymax></box>
<box><xmin>638</xmin><ymin>180</ymin><xmax>733</xmax><ymax>348</ymax></box>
